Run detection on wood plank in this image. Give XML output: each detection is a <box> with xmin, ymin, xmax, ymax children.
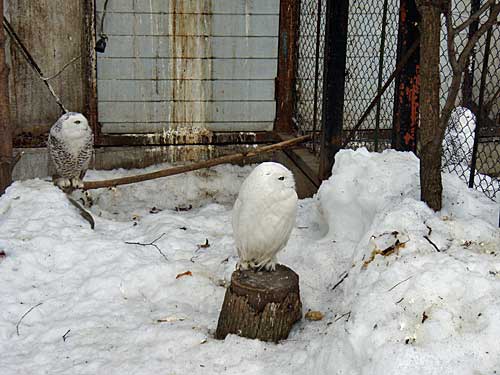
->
<box><xmin>96</xmin><ymin>58</ymin><xmax>278</xmax><ymax>80</ymax></box>
<box><xmin>97</xmin><ymin>80</ymin><xmax>275</xmax><ymax>101</ymax></box>
<box><xmin>102</xmin><ymin>35</ymin><xmax>278</xmax><ymax>58</ymax></box>
<box><xmin>101</xmin><ymin>13</ymin><xmax>278</xmax><ymax>37</ymax></box>
<box><xmin>96</xmin><ymin>0</ymin><xmax>279</xmax><ymax>14</ymax></box>
<box><xmin>98</xmin><ymin>101</ymin><xmax>276</xmax><ymax>123</ymax></box>
<box><xmin>100</xmin><ymin>121</ymin><xmax>274</xmax><ymax>133</ymax></box>
<box><xmin>7</xmin><ymin>0</ymin><xmax>85</xmax><ymax>133</ymax></box>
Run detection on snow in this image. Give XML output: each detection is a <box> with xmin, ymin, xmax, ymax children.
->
<box><xmin>1</xmin><ymin>149</ymin><xmax>499</xmax><ymax>374</ymax></box>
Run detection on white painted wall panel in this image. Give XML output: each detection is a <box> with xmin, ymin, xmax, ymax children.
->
<box><xmin>97</xmin><ymin>58</ymin><xmax>277</xmax><ymax>80</ymax></box>
<box><xmin>104</xmin><ymin>36</ymin><xmax>278</xmax><ymax>59</ymax></box>
<box><xmin>101</xmin><ymin>14</ymin><xmax>278</xmax><ymax>37</ymax></box>
<box><xmin>98</xmin><ymin>102</ymin><xmax>276</xmax><ymax>123</ymax></box>
<box><xmin>97</xmin><ymin>80</ymin><xmax>275</xmax><ymax>101</ymax></box>
<box><xmin>96</xmin><ymin>0</ymin><xmax>279</xmax><ymax>14</ymax></box>
<box><xmin>96</xmin><ymin>0</ymin><xmax>279</xmax><ymax>133</ymax></box>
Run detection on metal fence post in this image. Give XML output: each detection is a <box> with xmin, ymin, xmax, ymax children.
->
<box><xmin>318</xmin><ymin>0</ymin><xmax>349</xmax><ymax>180</ymax></box>
<box><xmin>468</xmin><ymin>27</ymin><xmax>492</xmax><ymax>189</ymax></box>
<box><xmin>275</xmin><ymin>0</ymin><xmax>300</xmax><ymax>134</ymax></box>
<box><xmin>391</xmin><ymin>0</ymin><xmax>420</xmax><ymax>152</ymax></box>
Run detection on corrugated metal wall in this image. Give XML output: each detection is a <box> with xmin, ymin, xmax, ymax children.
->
<box><xmin>96</xmin><ymin>0</ymin><xmax>280</xmax><ymax>134</ymax></box>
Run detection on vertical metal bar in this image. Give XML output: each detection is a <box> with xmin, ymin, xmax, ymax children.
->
<box><xmin>468</xmin><ymin>27</ymin><xmax>492</xmax><ymax>188</ymax></box>
<box><xmin>275</xmin><ymin>0</ymin><xmax>300</xmax><ymax>134</ymax></box>
<box><xmin>461</xmin><ymin>0</ymin><xmax>480</xmax><ymax>109</ymax></box>
<box><xmin>374</xmin><ymin>0</ymin><xmax>389</xmax><ymax>152</ymax></box>
<box><xmin>319</xmin><ymin>0</ymin><xmax>349</xmax><ymax>180</ymax></box>
<box><xmin>391</xmin><ymin>0</ymin><xmax>420</xmax><ymax>152</ymax></box>
<box><xmin>83</xmin><ymin>0</ymin><xmax>99</xmax><ymax>144</ymax></box>
<box><xmin>311</xmin><ymin>0</ymin><xmax>323</xmax><ymax>153</ymax></box>
<box><xmin>0</xmin><ymin>0</ymin><xmax>12</xmax><ymax>194</ymax></box>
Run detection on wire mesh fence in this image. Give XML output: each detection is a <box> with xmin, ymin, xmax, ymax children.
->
<box><xmin>294</xmin><ymin>0</ymin><xmax>326</xmax><ymax>154</ymax></box>
<box><xmin>440</xmin><ymin>0</ymin><xmax>500</xmax><ymax>201</ymax></box>
<box><xmin>293</xmin><ymin>0</ymin><xmax>499</xmax><ymax>201</ymax></box>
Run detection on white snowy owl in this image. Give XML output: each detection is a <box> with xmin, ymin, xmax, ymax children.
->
<box><xmin>442</xmin><ymin>106</ymin><xmax>476</xmax><ymax>171</ymax></box>
<box><xmin>48</xmin><ymin>112</ymin><xmax>93</xmax><ymax>189</ymax></box>
<box><xmin>232</xmin><ymin>162</ymin><xmax>298</xmax><ymax>271</ymax></box>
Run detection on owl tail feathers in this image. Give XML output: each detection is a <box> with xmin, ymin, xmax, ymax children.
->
<box><xmin>236</xmin><ymin>256</ymin><xmax>277</xmax><ymax>272</ymax></box>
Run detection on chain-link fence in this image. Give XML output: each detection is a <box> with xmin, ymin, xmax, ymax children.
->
<box><xmin>440</xmin><ymin>0</ymin><xmax>500</xmax><ymax>201</ymax></box>
<box><xmin>294</xmin><ymin>0</ymin><xmax>326</xmax><ymax>154</ymax></box>
<box><xmin>294</xmin><ymin>0</ymin><xmax>400</xmax><ymax>153</ymax></box>
<box><xmin>293</xmin><ymin>0</ymin><xmax>499</xmax><ymax>201</ymax></box>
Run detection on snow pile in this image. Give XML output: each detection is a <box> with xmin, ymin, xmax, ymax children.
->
<box><xmin>0</xmin><ymin>149</ymin><xmax>499</xmax><ymax>374</ymax></box>
<box><xmin>313</xmin><ymin>149</ymin><xmax>500</xmax><ymax>374</ymax></box>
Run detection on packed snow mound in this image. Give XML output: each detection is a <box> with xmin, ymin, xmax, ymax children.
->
<box><xmin>1</xmin><ymin>151</ymin><xmax>499</xmax><ymax>375</ymax></box>
<box><xmin>317</xmin><ymin>148</ymin><xmax>421</xmax><ymax>243</ymax></box>
<box><xmin>313</xmin><ymin>148</ymin><xmax>500</xmax><ymax>374</ymax></box>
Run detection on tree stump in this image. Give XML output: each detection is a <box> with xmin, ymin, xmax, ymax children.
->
<box><xmin>215</xmin><ymin>264</ymin><xmax>302</xmax><ymax>343</ymax></box>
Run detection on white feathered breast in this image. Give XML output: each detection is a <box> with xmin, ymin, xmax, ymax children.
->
<box><xmin>232</xmin><ymin>162</ymin><xmax>298</xmax><ymax>270</ymax></box>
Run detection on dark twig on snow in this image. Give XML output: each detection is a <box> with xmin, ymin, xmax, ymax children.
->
<box><xmin>125</xmin><ymin>233</ymin><xmax>168</xmax><ymax>261</ymax></box>
<box><xmin>16</xmin><ymin>302</ymin><xmax>43</xmax><ymax>336</ymax></box>
<box><xmin>423</xmin><ymin>235</ymin><xmax>441</xmax><ymax>252</ymax></box>
<box><xmin>331</xmin><ymin>271</ymin><xmax>349</xmax><ymax>291</ymax></box>
<box><xmin>387</xmin><ymin>276</ymin><xmax>413</xmax><ymax>292</ymax></box>
<box><xmin>62</xmin><ymin>329</ymin><xmax>71</xmax><ymax>342</ymax></box>
<box><xmin>335</xmin><ymin>311</ymin><xmax>351</xmax><ymax>322</ymax></box>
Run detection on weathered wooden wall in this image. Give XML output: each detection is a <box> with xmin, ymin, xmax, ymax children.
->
<box><xmin>96</xmin><ymin>0</ymin><xmax>279</xmax><ymax>134</ymax></box>
<box><xmin>6</xmin><ymin>0</ymin><xmax>86</xmax><ymax>141</ymax></box>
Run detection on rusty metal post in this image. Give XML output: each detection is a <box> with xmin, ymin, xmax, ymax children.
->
<box><xmin>275</xmin><ymin>0</ymin><xmax>299</xmax><ymax>134</ymax></box>
<box><xmin>391</xmin><ymin>0</ymin><xmax>420</xmax><ymax>152</ymax></box>
<box><xmin>82</xmin><ymin>0</ymin><xmax>99</xmax><ymax>143</ymax></box>
<box><xmin>318</xmin><ymin>0</ymin><xmax>349</xmax><ymax>180</ymax></box>
<box><xmin>468</xmin><ymin>27</ymin><xmax>492</xmax><ymax>189</ymax></box>
<box><xmin>0</xmin><ymin>0</ymin><xmax>12</xmax><ymax>195</ymax></box>
<box><xmin>461</xmin><ymin>0</ymin><xmax>480</xmax><ymax>109</ymax></box>
<box><xmin>374</xmin><ymin>0</ymin><xmax>390</xmax><ymax>152</ymax></box>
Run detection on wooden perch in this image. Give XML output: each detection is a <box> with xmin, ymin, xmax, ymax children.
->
<box><xmin>83</xmin><ymin>134</ymin><xmax>311</xmax><ymax>190</ymax></box>
<box><xmin>215</xmin><ymin>265</ymin><xmax>302</xmax><ymax>342</ymax></box>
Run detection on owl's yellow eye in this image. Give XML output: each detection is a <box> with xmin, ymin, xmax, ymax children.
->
<box><xmin>74</xmin><ymin>120</ymin><xmax>81</xmax><ymax>124</ymax></box>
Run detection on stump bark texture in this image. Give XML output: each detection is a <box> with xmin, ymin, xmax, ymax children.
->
<box><xmin>215</xmin><ymin>264</ymin><xmax>302</xmax><ymax>342</ymax></box>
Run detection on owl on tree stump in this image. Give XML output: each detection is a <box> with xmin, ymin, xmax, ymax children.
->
<box><xmin>232</xmin><ymin>162</ymin><xmax>298</xmax><ymax>271</ymax></box>
<box><xmin>48</xmin><ymin>112</ymin><xmax>93</xmax><ymax>189</ymax></box>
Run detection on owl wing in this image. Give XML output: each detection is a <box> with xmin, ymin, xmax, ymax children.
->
<box><xmin>232</xmin><ymin>196</ymin><xmax>244</xmax><ymax>258</ymax></box>
<box><xmin>78</xmin><ymin>133</ymin><xmax>94</xmax><ymax>179</ymax></box>
<box><xmin>234</xmin><ymin>190</ymin><xmax>297</xmax><ymax>264</ymax></box>
<box><xmin>48</xmin><ymin>134</ymin><xmax>77</xmax><ymax>178</ymax></box>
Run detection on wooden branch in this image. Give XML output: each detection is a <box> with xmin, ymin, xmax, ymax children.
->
<box><xmin>10</xmin><ymin>151</ymin><xmax>23</xmax><ymax>172</ymax></box>
<box><xmin>486</xmin><ymin>85</ymin><xmax>500</xmax><ymax>110</ymax></box>
<box><xmin>83</xmin><ymin>134</ymin><xmax>311</xmax><ymax>190</ymax></box>
<box><xmin>453</xmin><ymin>0</ymin><xmax>495</xmax><ymax>35</ymax></box>
<box><xmin>441</xmin><ymin>2</ymin><xmax>500</xmax><ymax>131</ymax></box>
<box><xmin>457</xmin><ymin>3</ymin><xmax>500</xmax><ymax>70</ymax></box>
<box><xmin>445</xmin><ymin>2</ymin><xmax>459</xmax><ymax>72</ymax></box>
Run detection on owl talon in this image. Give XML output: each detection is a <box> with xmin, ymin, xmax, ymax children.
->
<box><xmin>55</xmin><ymin>178</ymin><xmax>71</xmax><ymax>188</ymax></box>
<box><xmin>71</xmin><ymin>178</ymin><xmax>84</xmax><ymax>189</ymax></box>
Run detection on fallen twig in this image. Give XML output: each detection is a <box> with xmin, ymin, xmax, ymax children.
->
<box><xmin>16</xmin><ymin>302</ymin><xmax>43</xmax><ymax>336</ymax></box>
<box><xmin>62</xmin><ymin>329</ymin><xmax>71</xmax><ymax>342</ymax></box>
<box><xmin>387</xmin><ymin>276</ymin><xmax>413</xmax><ymax>292</ymax></box>
<box><xmin>125</xmin><ymin>233</ymin><xmax>168</xmax><ymax>261</ymax></box>
<box><xmin>83</xmin><ymin>134</ymin><xmax>311</xmax><ymax>190</ymax></box>
<box><xmin>334</xmin><ymin>311</ymin><xmax>351</xmax><ymax>322</ymax></box>
<box><xmin>423</xmin><ymin>235</ymin><xmax>441</xmax><ymax>252</ymax></box>
<box><xmin>331</xmin><ymin>271</ymin><xmax>348</xmax><ymax>291</ymax></box>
